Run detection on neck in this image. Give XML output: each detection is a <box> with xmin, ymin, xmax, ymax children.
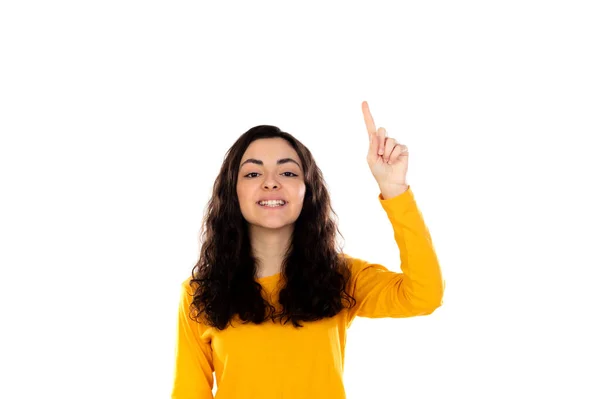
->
<box><xmin>249</xmin><ymin>224</ymin><xmax>293</xmax><ymax>277</ymax></box>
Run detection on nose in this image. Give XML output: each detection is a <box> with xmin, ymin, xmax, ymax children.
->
<box><xmin>262</xmin><ymin>173</ymin><xmax>279</xmax><ymax>190</ymax></box>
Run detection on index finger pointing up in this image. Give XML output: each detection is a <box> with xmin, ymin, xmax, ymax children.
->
<box><xmin>361</xmin><ymin>101</ymin><xmax>377</xmax><ymax>138</ymax></box>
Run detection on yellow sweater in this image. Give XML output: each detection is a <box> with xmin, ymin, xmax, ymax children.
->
<box><xmin>171</xmin><ymin>186</ymin><xmax>445</xmax><ymax>398</ymax></box>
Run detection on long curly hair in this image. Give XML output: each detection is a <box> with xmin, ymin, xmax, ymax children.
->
<box><xmin>189</xmin><ymin>125</ymin><xmax>357</xmax><ymax>330</ymax></box>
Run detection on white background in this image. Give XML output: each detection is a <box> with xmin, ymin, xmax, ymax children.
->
<box><xmin>1</xmin><ymin>1</ymin><xmax>599</xmax><ymax>398</ymax></box>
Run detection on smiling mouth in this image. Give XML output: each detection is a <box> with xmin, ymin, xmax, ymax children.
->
<box><xmin>257</xmin><ymin>201</ymin><xmax>287</xmax><ymax>208</ymax></box>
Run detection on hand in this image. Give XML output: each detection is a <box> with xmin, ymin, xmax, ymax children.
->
<box><xmin>361</xmin><ymin>101</ymin><xmax>409</xmax><ymax>195</ymax></box>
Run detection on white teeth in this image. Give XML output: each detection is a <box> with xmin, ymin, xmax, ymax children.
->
<box><xmin>258</xmin><ymin>200</ymin><xmax>285</xmax><ymax>206</ymax></box>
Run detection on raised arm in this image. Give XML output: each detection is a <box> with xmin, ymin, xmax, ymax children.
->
<box><xmin>346</xmin><ymin>186</ymin><xmax>445</xmax><ymax>323</ymax></box>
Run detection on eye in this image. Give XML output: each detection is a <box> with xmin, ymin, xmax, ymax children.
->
<box><xmin>243</xmin><ymin>172</ymin><xmax>298</xmax><ymax>178</ymax></box>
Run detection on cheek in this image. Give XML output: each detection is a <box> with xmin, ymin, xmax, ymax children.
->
<box><xmin>235</xmin><ymin>184</ymin><xmax>246</xmax><ymax>208</ymax></box>
<box><xmin>236</xmin><ymin>182</ymin><xmax>254</xmax><ymax>210</ymax></box>
<box><xmin>296</xmin><ymin>183</ymin><xmax>307</xmax><ymax>199</ymax></box>
<box><xmin>236</xmin><ymin>181</ymin><xmax>246</xmax><ymax>199</ymax></box>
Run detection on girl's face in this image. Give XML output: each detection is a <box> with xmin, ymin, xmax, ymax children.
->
<box><xmin>236</xmin><ymin>138</ymin><xmax>306</xmax><ymax>230</ymax></box>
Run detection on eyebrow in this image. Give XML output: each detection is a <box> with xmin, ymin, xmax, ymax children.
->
<box><xmin>240</xmin><ymin>158</ymin><xmax>301</xmax><ymax>169</ymax></box>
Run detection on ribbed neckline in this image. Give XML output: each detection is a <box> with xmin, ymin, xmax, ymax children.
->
<box><xmin>256</xmin><ymin>272</ymin><xmax>281</xmax><ymax>281</ymax></box>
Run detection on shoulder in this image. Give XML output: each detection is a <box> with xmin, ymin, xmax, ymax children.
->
<box><xmin>180</xmin><ymin>275</ymin><xmax>200</xmax><ymax>297</ymax></box>
<box><xmin>181</xmin><ymin>275</ymin><xmax>192</xmax><ymax>288</ymax></box>
<box><xmin>337</xmin><ymin>252</ymin><xmax>367</xmax><ymax>278</ymax></box>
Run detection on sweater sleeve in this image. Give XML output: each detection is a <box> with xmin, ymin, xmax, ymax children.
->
<box><xmin>171</xmin><ymin>278</ymin><xmax>215</xmax><ymax>399</ymax></box>
<box><xmin>345</xmin><ymin>186</ymin><xmax>445</xmax><ymax>323</ymax></box>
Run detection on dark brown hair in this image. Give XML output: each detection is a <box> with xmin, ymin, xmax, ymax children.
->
<box><xmin>189</xmin><ymin>125</ymin><xmax>356</xmax><ymax>329</ymax></box>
